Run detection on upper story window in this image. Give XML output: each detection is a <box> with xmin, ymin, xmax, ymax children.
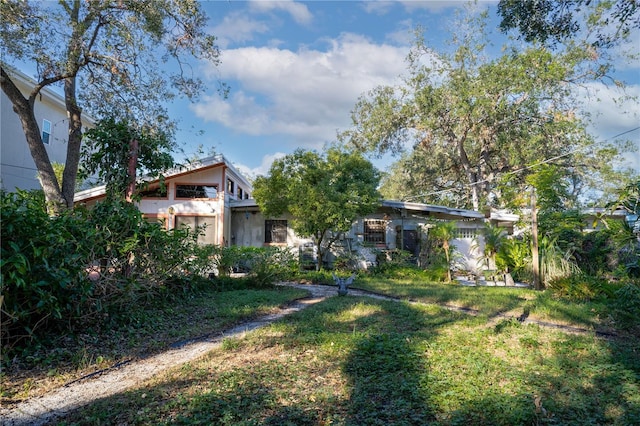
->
<box><xmin>364</xmin><ymin>219</ymin><xmax>386</xmax><ymax>244</ymax></box>
<box><xmin>238</xmin><ymin>187</ymin><xmax>244</xmax><ymax>199</ymax></box>
<box><xmin>244</xmin><ymin>192</ymin><xmax>250</xmax><ymax>200</ymax></box>
<box><xmin>265</xmin><ymin>219</ymin><xmax>287</xmax><ymax>244</ymax></box>
<box><xmin>227</xmin><ymin>178</ymin><xmax>235</xmax><ymax>195</ymax></box>
<box><xmin>42</xmin><ymin>119</ymin><xmax>51</xmax><ymax>144</ymax></box>
<box><xmin>139</xmin><ymin>186</ymin><xmax>168</xmax><ymax>198</ymax></box>
<box><xmin>175</xmin><ymin>184</ymin><xmax>218</xmax><ymax>199</ymax></box>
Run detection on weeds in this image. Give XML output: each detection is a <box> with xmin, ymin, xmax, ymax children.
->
<box><xmin>59</xmin><ymin>295</ymin><xmax>640</xmax><ymax>426</ymax></box>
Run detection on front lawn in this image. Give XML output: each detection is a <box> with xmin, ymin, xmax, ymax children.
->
<box><xmin>0</xmin><ymin>285</ymin><xmax>308</xmax><ymax>404</ymax></box>
<box><xmin>354</xmin><ymin>276</ymin><xmax>622</xmax><ymax>333</ymax></box>
<box><xmin>59</xmin><ymin>291</ymin><xmax>639</xmax><ymax>425</ymax></box>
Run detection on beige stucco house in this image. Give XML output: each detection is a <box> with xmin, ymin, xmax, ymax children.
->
<box><xmin>74</xmin><ymin>155</ymin><xmax>252</xmax><ymax>246</ymax></box>
<box><xmin>74</xmin><ymin>154</ymin><xmax>519</xmax><ymax>272</ymax></box>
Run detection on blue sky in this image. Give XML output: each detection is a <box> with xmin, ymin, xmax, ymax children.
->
<box><xmin>168</xmin><ymin>1</ymin><xmax>640</xmax><ymax>178</ymax></box>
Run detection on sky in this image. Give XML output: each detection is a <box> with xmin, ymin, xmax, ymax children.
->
<box><xmin>164</xmin><ymin>1</ymin><xmax>640</xmax><ymax>178</ymax></box>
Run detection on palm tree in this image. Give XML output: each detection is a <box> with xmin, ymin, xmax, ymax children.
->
<box><xmin>430</xmin><ymin>221</ymin><xmax>457</xmax><ymax>282</ymax></box>
<box><xmin>480</xmin><ymin>223</ymin><xmax>507</xmax><ymax>271</ymax></box>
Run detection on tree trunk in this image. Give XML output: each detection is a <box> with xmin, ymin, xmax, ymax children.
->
<box><xmin>125</xmin><ymin>138</ymin><xmax>139</xmax><ymax>202</ymax></box>
<box><xmin>62</xmin><ymin>76</ymin><xmax>83</xmax><ymax>208</ymax></box>
<box><xmin>531</xmin><ymin>188</ymin><xmax>541</xmax><ymax>290</ymax></box>
<box><xmin>443</xmin><ymin>241</ymin><xmax>452</xmax><ymax>282</ymax></box>
<box><xmin>456</xmin><ymin>135</ymin><xmax>480</xmax><ymax>210</ymax></box>
<box><xmin>1</xmin><ymin>67</ymin><xmax>65</xmax><ymax>214</ymax></box>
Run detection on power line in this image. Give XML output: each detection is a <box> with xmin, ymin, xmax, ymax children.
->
<box><xmin>403</xmin><ymin>126</ymin><xmax>640</xmax><ymax>202</ymax></box>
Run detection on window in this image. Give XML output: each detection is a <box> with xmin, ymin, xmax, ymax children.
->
<box><xmin>244</xmin><ymin>192</ymin><xmax>250</xmax><ymax>200</ymax></box>
<box><xmin>364</xmin><ymin>219</ymin><xmax>386</xmax><ymax>244</ymax></box>
<box><xmin>175</xmin><ymin>184</ymin><xmax>217</xmax><ymax>199</ymax></box>
<box><xmin>42</xmin><ymin>119</ymin><xmax>51</xmax><ymax>144</ymax></box>
<box><xmin>237</xmin><ymin>187</ymin><xmax>244</xmax><ymax>199</ymax></box>
<box><xmin>455</xmin><ymin>228</ymin><xmax>477</xmax><ymax>239</ymax></box>
<box><xmin>227</xmin><ymin>179</ymin><xmax>235</xmax><ymax>195</ymax></box>
<box><xmin>139</xmin><ymin>186</ymin><xmax>167</xmax><ymax>198</ymax></box>
<box><xmin>265</xmin><ymin>220</ymin><xmax>287</xmax><ymax>244</ymax></box>
<box><xmin>175</xmin><ymin>216</ymin><xmax>217</xmax><ymax>245</ymax></box>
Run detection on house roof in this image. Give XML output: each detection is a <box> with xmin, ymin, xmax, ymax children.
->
<box><xmin>380</xmin><ymin>200</ymin><xmax>485</xmax><ymax>220</ymax></box>
<box><xmin>74</xmin><ymin>154</ymin><xmax>251</xmax><ymax>203</ymax></box>
<box><xmin>4</xmin><ymin>66</ymin><xmax>97</xmax><ymax>125</ymax></box>
<box><xmin>230</xmin><ymin>198</ymin><xmax>518</xmax><ymax>222</ymax></box>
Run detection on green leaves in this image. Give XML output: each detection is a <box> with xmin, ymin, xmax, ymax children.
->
<box><xmin>344</xmin><ymin>12</ymin><xmax>625</xmax><ymax>210</ymax></box>
<box><xmin>81</xmin><ymin>117</ymin><xmax>175</xmax><ymax>200</ymax></box>
<box><xmin>2</xmin><ymin>0</ymin><xmax>220</xmax><ymax>210</ymax></box>
<box><xmin>253</xmin><ymin>147</ymin><xmax>381</xmax><ymax>270</ymax></box>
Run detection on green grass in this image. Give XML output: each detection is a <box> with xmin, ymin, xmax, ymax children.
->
<box><xmin>353</xmin><ymin>276</ymin><xmax>613</xmax><ymax>330</ymax></box>
<box><xmin>58</xmin><ymin>295</ymin><xmax>639</xmax><ymax>426</ymax></box>
<box><xmin>1</xmin><ymin>285</ymin><xmax>308</xmax><ymax>402</ymax></box>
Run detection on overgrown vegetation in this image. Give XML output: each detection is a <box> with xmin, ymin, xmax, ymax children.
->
<box><xmin>0</xmin><ymin>284</ymin><xmax>307</xmax><ymax>403</ymax></box>
<box><xmin>58</xmin><ymin>295</ymin><xmax>639</xmax><ymax>426</ymax></box>
<box><xmin>0</xmin><ymin>190</ymin><xmax>298</xmax><ymax>365</ymax></box>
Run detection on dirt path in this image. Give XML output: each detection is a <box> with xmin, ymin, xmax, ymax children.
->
<box><xmin>1</xmin><ymin>284</ymin><xmax>339</xmax><ymax>426</ymax></box>
<box><xmin>0</xmin><ymin>283</ymin><xmax>608</xmax><ymax>425</ymax></box>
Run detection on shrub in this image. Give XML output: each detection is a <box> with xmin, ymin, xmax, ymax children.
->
<box><xmin>610</xmin><ymin>282</ymin><xmax>640</xmax><ymax>331</ymax></box>
<box><xmin>1</xmin><ymin>190</ymin><xmax>97</xmax><ymax>349</ymax></box>
<box><xmin>372</xmin><ymin>249</ymin><xmax>414</xmax><ymax>275</ymax></box>
<box><xmin>247</xmin><ymin>246</ymin><xmax>298</xmax><ymax>287</ymax></box>
<box><xmin>208</xmin><ymin>246</ymin><xmax>299</xmax><ymax>288</ymax></box>
<box><xmin>0</xmin><ymin>192</ymin><xmax>220</xmax><ymax>359</ymax></box>
<box><xmin>547</xmin><ymin>274</ymin><xmax>611</xmax><ymax>301</ymax></box>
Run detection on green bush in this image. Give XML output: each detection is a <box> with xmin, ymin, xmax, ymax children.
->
<box><xmin>371</xmin><ymin>249</ymin><xmax>415</xmax><ymax>275</ymax></box>
<box><xmin>209</xmin><ymin>246</ymin><xmax>298</xmax><ymax>287</ymax></box>
<box><xmin>547</xmin><ymin>273</ymin><xmax>612</xmax><ymax>301</ymax></box>
<box><xmin>609</xmin><ymin>282</ymin><xmax>640</xmax><ymax>331</ymax></box>
<box><xmin>0</xmin><ymin>191</ymin><xmax>219</xmax><ymax>359</ymax></box>
<box><xmin>246</xmin><ymin>246</ymin><xmax>298</xmax><ymax>287</ymax></box>
<box><xmin>1</xmin><ymin>190</ymin><xmax>97</xmax><ymax>349</ymax></box>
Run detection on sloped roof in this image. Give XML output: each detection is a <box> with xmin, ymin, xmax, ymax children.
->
<box><xmin>230</xmin><ymin>198</ymin><xmax>517</xmax><ymax>222</ymax></box>
<box><xmin>74</xmin><ymin>154</ymin><xmax>251</xmax><ymax>202</ymax></box>
<box><xmin>381</xmin><ymin>200</ymin><xmax>485</xmax><ymax>220</ymax></box>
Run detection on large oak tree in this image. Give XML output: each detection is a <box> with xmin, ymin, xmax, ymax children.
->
<box><xmin>341</xmin><ymin>12</ymin><xmax>627</xmax><ymax>211</ymax></box>
<box><xmin>1</xmin><ymin>0</ymin><xmax>221</xmax><ymax>213</ymax></box>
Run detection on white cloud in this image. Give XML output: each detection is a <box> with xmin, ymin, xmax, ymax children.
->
<box><xmin>194</xmin><ymin>34</ymin><xmax>411</xmax><ymax>148</ymax></box>
<box><xmin>211</xmin><ymin>12</ymin><xmax>270</xmax><ymax>49</ymax></box>
<box><xmin>248</xmin><ymin>0</ymin><xmax>313</xmax><ymax>25</ymax></box>
<box><xmin>361</xmin><ymin>1</ymin><xmax>395</xmax><ymax>15</ymax></box>
<box><xmin>235</xmin><ymin>152</ymin><xmax>287</xmax><ymax>179</ymax></box>
<box><xmin>385</xmin><ymin>19</ymin><xmax>416</xmax><ymax>45</ymax></box>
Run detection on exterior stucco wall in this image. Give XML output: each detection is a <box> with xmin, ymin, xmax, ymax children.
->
<box><xmin>230</xmin><ymin>210</ymin><xmax>311</xmax><ymax>248</ymax></box>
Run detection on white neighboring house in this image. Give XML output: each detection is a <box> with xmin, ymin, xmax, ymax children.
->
<box><xmin>230</xmin><ymin>198</ymin><xmax>519</xmax><ymax>272</ymax></box>
<box><xmin>1</xmin><ymin>67</ymin><xmax>95</xmax><ymax>191</ymax></box>
<box><xmin>74</xmin><ymin>155</ymin><xmax>253</xmax><ymax>246</ymax></box>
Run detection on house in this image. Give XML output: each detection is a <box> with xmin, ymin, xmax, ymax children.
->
<box><xmin>74</xmin><ymin>154</ymin><xmax>519</xmax><ymax>272</ymax></box>
<box><xmin>230</xmin><ymin>198</ymin><xmax>519</xmax><ymax>272</ymax></box>
<box><xmin>1</xmin><ymin>67</ymin><xmax>95</xmax><ymax>191</ymax></box>
<box><xmin>74</xmin><ymin>155</ymin><xmax>253</xmax><ymax>246</ymax></box>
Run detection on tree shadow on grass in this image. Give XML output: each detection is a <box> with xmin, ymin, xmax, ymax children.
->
<box><xmin>343</xmin><ymin>333</ymin><xmax>434</xmax><ymax>425</ymax></box>
<box><xmin>54</xmin><ymin>295</ymin><xmax>639</xmax><ymax>426</ymax></box>
<box><xmin>337</xmin><ymin>297</ymin><xmax>464</xmax><ymax>425</ymax></box>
